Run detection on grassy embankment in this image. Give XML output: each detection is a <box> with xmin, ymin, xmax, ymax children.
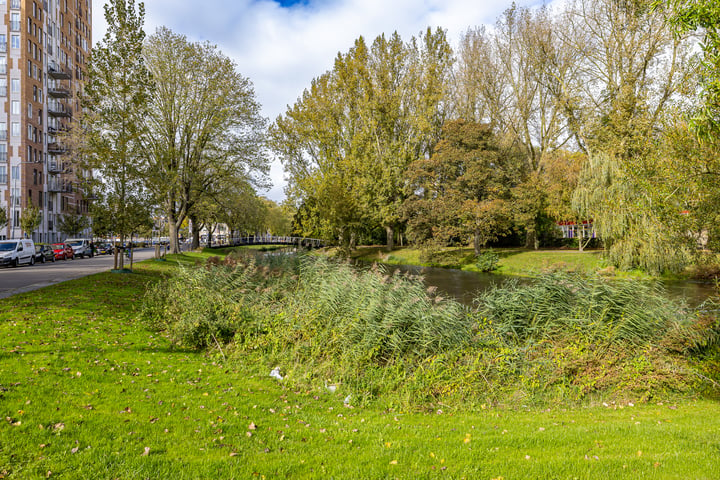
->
<box><xmin>336</xmin><ymin>245</ymin><xmax>687</xmax><ymax>279</ymax></box>
<box><xmin>1</xmin><ymin>250</ymin><xmax>720</xmax><ymax>479</ymax></box>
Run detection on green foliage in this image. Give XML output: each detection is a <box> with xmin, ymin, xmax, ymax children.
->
<box><xmin>475</xmin><ymin>249</ymin><xmax>499</xmax><ymax>272</ymax></box>
<box><xmin>19</xmin><ymin>203</ymin><xmax>41</xmax><ymax>238</ymax></box>
<box><xmin>272</xmin><ymin>29</ymin><xmax>454</xmax><ymax>249</ymax></box>
<box><xmin>79</xmin><ymin>0</ymin><xmax>153</xmax><ymax>246</ymax></box>
<box><xmin>477</xmin><ymin>273</ymin><xmax>682</xmax><ymax>346</ymax></box>
<box><xmin>56</xmin><ymin>213</ymin><xmax>90</xmax><ymax>237</ymax></box>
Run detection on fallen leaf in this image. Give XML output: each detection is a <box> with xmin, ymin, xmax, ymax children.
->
<box><xmin>389</xmin><ymin>460</ymin><xmax>398</xmax><ymax>465</ymax></box>
<box><xmin>249</xmin><ymin>422</ymin><xmax>257</xmax><ymax>430</ymax></box>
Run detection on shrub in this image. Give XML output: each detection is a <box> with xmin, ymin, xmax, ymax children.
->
<box><xmin>475</xmin><ymin>249</ymin><xmax>499</xmax><ymax>272</ymax></box>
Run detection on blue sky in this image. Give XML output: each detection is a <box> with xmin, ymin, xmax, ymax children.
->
<box><xmin>91</xmin><ymin>0</ymin><xmax>545</xmax><ymax>201</ymax></box>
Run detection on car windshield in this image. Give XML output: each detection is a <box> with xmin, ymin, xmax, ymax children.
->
<box><xmin>68</xmin><ymin>241</ymin><xmax>83</xmax><ymax>246</ymax></box>
<box><xmin>0</xmin><ymin>242</ymin><xmax>17</xmax><ymax>252</ymax></box>
<box><xmin>52</xmin><ymin>244</ymin><xmax>64</xmax><ymax>250</ymax></box>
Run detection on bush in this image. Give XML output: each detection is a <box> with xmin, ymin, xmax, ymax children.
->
<box><xmin>475</xmin><ymin>249</ymin><xmax>499</xmax><ymax>272</ymax></box>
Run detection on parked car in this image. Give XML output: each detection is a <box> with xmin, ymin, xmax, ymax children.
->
<box><xmin>0</xmin><ymin>239</ymin><xmax>36</xmax><ymax>267</ymax></box>
<box><xmin>34</xmin><ymin>244</ymin><xmax>56</xmax><ymax>263</ymax></box>
<box><xmin>51</xmin><ymin>243</ymin><xmax>74</xmax><ymax>260</ymax></box>
<box><xmin>99</xmin><ymin>243</ymin><xmax>114</xmax><ymax>255</ymax></box>
<box><xmin>64</xmin><ymin>238</ymin><xmax>93</xmax><ymax>258</ymax></box>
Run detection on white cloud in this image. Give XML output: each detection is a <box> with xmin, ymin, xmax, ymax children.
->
<box><xmin>92</xmin><ymin>0</ymin><xmax>543</xmax><ymax>201</ymax></box>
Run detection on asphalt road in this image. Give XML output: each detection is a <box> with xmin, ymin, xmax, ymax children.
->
<box><xmin>0</xmin><ymin>248</ymin><xmax>157</xmax><ymax>299</ymax></box>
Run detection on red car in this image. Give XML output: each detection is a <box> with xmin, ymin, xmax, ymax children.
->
<box><xmin>51</xmin><ymin>243</ymin><xmax>74</xmax><ymax>260</ymax></box>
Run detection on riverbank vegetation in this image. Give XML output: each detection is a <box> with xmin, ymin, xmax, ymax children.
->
<box><xmin>141</xmin><ymin>252</ymin><xmax>720</xmax><ymax>407</ymax></box>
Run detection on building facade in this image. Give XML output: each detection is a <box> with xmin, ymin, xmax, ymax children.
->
<box><xmin>0</xmin><ymin>0</ymin><xmax>91</xmax><ymax>241</ymax></box>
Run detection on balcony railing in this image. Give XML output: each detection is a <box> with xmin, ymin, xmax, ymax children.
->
<box><xmin>48</xmin><ymin>65</ymin><xmax>72</xmax><ymax>80</ymax></box>
<box><xmin>48</xmin><ymin>87</ymin><xmax>71</xmax><ymax>98</ymax></box>
<box><xmin>47</xmin><ymin>142</ymin><xmax>68</xmax><ymax>155</ymax></box>
<box><xmin>47</xmin><ymin>162</ymin><xmax>62</xmax><ymax>173</ymax></box>
<box><xmin>48</xmin><ymin>104</ymin><xmax>72</xmax><ymax>118</ymax></box>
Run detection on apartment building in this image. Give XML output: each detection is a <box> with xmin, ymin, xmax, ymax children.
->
<box><xmin>0</xmin><ymin>0</ymin><xmax>91</xmax><ymax>241</ymax></box>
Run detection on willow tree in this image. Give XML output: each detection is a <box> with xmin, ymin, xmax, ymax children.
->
<box><xmin>141</xmin><ymin>28</ymin><xmax>268</xmax><ymax>254</ymax></box>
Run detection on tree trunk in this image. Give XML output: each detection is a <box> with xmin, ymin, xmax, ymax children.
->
<box><xmin>473</xmin><ymin>229</ymin><xmax>482</xmax><ymax>255</ymax></box>
<box><xmin>385</xmin><ymin>225</ymin><xmax>395</xmax><ymax>251</ymax></box>
<box><xmin>168</xmin><ymin>217</ymin><xmax>181</xmax><ymax>254</ymax></box>
<box><xmin>190</xmin><ymin>217</ymin><xmax>201</xmax><ymax>250</ymax></box>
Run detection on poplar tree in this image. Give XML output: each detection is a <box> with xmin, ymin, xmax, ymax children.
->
<box><xmin>80</xmin><ymin>0</ymin><xmax>152</xmax><ymax>269</ymax></box>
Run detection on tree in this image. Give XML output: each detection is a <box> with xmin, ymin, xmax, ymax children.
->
<box><xmin>141</xmin><ymin>27</ymin><xmax>269</xmax><ymax>254</ymax></box>
<box><xmin>403</xmin><ymin>120</ymin><xmax>519</xmax><ymax>254</ymax></box>
<box><xmin>78</xmin><ymin>0</ymin><xmax>152</xmax><ymax>270</ymax></box>
<box><xmin>0</xmin><ymin>204</ymin><xmax>7</xmax><ymax>231</ymax></box>
<box><xmin>272</xmin><ymin>29</ymin><xmax>453</xmax><ymax>251</ymax></box>
<box><xmin>57</xmin><ymin>214</ymin><xmax>90</xmax><ymax>238</ymax></box>
<box><xmin>659</xmin><ymin>0</ymin><xmax>720</xmax><ymax>137</ymax></box>
<box><xmin>20</xmin><ymin>204</ymin><xmax>41</xmax><ymax>239</ymax></box>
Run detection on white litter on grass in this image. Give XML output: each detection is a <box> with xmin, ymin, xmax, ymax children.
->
<box><xmin>269</xmin><ymin>367</ymin><xmax>283</xmax><ymax>380</ymax></box>
<box><xmin>325</xmin><ymin>381</ymin><xmax>337</xmax><ymax>393</ymax></box>
<box><xmin>344</xmin><ymin>395</ymin><xmax>352</xmax><ymax>405</ymax></box>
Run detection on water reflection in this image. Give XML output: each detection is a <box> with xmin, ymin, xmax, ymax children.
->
<box><xmin>376</xmin><ymin>263</ymin><xmax>718</xmax><ymax>308</ymax></box>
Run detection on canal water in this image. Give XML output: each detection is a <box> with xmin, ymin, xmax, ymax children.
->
<box><xmin>373</xmin><ymin>263</ymin><xmax>718</xmax><ymax>308</ymax></box>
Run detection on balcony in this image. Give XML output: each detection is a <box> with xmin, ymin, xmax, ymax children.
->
<box><xmin>48</xmin><ymin>87</ymin><xmax>71</xmax><ymax>98</ymax></box>
<box><xmin>47</xmin><ymin>182</ymin><xmax>62</xmax><ymax>192</ymax></box>
<box><xmin>47</xmin><ymin>142</ymin><xmax>68</xmax><ymax>155</ymax></box>
<box><xmin>48</xmin><ymin>65</ymin><xmax>71</xmax><ymax>80</ymax></box>
<box><xmin>48</xmin><ymin>104</ymin><xmax>72</xmax><ymax>118</ymax></box>
<box><xmin>47</xmin><ymin>162</ymin><xmax>63</xmax><ymax>173</ymax></box>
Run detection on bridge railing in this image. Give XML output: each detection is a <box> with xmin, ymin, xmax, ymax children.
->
<box><xmin>216</xmin><ymin>235</ymin><xmax>325</xmax><ymax>248</ymax></box>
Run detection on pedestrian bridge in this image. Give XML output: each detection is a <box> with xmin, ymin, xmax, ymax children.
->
<box><xmin>226</xmin><ymin>235</ymin><xmax>326</xmax><ymax>249</ymax></box>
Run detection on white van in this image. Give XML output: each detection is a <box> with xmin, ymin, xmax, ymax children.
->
<box><xmin>0</xmin><ymin>239</ymin><xmax>36</xmax><ymax>267</ymax></box>
<box><xmin>64</xmin><ymin>238</ymin><xmax>93</xmax><ymax>258</ymax></box>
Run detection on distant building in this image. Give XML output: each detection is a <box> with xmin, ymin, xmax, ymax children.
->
<box><xmin>557</xmin><ymin>220</ymin><xmax>595</xmax><ymax>239</ymax></box>
<box><xmin>0</xmin><ymin>0</ymin><xmax>92</xmax><ymax>241</ymax></box>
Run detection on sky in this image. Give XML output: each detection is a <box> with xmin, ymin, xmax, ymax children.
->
<box><xmin>91</xmin><ymin>0</ymin><xmax>544</xmax><ymax>202</ymax></box>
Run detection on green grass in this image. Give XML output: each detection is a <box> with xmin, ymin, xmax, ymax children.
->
<box><xmin>2</xmin><ymin>254</ymin><xmax>720</xmax><ymax>478</ymax></box>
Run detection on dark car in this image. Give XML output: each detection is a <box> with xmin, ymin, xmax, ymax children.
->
<box><xmin>34</xmin><ymin>244</ymin><xmax>56</xmax><ymax>263</ymax></box>
<box><xmin>98</xmin><ymin>243</ymin><xmax>114</xmax><ymax>255</ymax></box>
<box><xmin>51</xmin><ymin>243</ymin><xmax>74</xmax><ymax>260</ymax></box>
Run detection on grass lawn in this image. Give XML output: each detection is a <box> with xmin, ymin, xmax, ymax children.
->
<box><xmin>1</xmin><ymin>253</ymin><xmax>719</xmax><ymax>478</ymax></box>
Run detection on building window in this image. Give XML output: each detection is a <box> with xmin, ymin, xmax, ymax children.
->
<box><xmin>0</xmin><ymin>78</ymin><xmax>6</xmax><ymax>97</ymax></box>
<box><xmin>27</xmin><ymin>124</ymin><xmax>32</xmax><ymax>140</ymax></box>
<box><xmin>0</xmin><ymin>166</ymin><xmax>6</xmax><ymax>184</ymax></box>
<box><xmin>11</xmin><ymin>35</ymin><xmax>20</xmax><ymax>49</ymax></box>
<box><xmin>11</xmin><ymin>78</ymin><xmax>19</xmax><ymax>93</ymax></box>
<box><xmin>11</xmin><ymin>101</ymin><xmax>19</xmax><ymax>115</ymax></box>
<box><xmin>11</xmin><ymin>122</ymin><xmax>20</xmax><ymax>137</ymax></box>
<box><xmin>11</xmin><ymin>165</ymin><xmax>19</xmax><ymax>180</ymax></box>
<box><xmin>10</xmin><ymin>13</ymin><xmax>20</xmax><ymax>32</ymax></box>
<box><xmin>0</xmin><ymin>35</ymin><xmax>6</xmax><ymax>52</ymax></box>
<box><xmin>0</xmin><ymin>144</ymin><xmax>7</xmax><ymax>161</ymax></box>
<box><xmin>28</xmin><ymin>103</ymin><xmax>32</xmax><ymax>118</ymax></box>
